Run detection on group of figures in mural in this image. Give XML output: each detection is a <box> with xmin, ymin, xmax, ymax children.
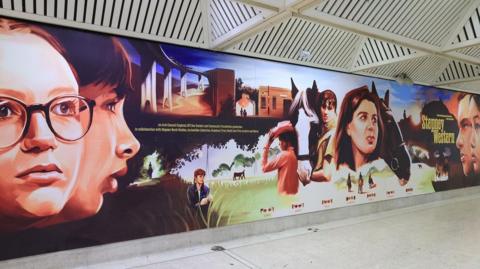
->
<box><xmin>0</xmin><ymin>16</ymin><xmax>480</xmax><ymax>259</ymax></box>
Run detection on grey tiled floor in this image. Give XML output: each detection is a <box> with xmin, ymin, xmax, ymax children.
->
<box><xmin>90</xmin><ymin>194</ymin><xmax>480</xmax><ymax>269</ymax></box>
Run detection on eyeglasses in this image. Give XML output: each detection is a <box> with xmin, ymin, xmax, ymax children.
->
<box><xmin>0</xmin><ymin>95</ymin><xmax>95</xmax><ymax>148</ymax></box>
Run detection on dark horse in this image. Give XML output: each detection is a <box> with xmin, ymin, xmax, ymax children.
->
<box><xmin>233</xmin><ymin>170</ymin><xmax>245</xmax><ymax>180</ymax></box>
<box><xmin>371</xmin><ymin>82</ymin><xmax>411</xmax><ymax>185</ymax></box>
<box><xmin>289</xmin><ymin>78</ymin><xmax>322</xmax><ymax>168</ymax></box>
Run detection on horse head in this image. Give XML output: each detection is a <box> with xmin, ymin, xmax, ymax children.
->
<box><xmin>372</xmin><ymin>82</ymin><xmax>411</xmax><ymax>185</ymax></box>
<box><xmin>289</xmin><ymin>78</ymin><xmax>320</xmax><ymax>165</ymax></box>
<box><xmin>289</xmin><ymin>78</ymin><xmax>319</xmax><ymax>124</ymax></box>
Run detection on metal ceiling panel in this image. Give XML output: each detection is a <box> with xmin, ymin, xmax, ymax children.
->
<box><xmin>455</xmin><ymin>46</ymin><xmax>480</xmax><ymax>58</ymax></box>
<box><xmin>436</xmin><ymin>60</ymin><xmax>480</xmax><ymax>83</ymax></box>
<box><xmin>210</xmin><ymin>0</ymin><xmax>264</xmax><ymax>41</ymax></box>
<box><xmin>447</xmin><ymin>80</ymin><xmax>480</xmax><ymax>92</ymax></box>
<box><xmin>230</xmin><ymin>16</ymin><xmax>361</xmax><ymax>69</ymax></box>
<box><xmin>1</xmin><ymin>0</ymin><xmax>480</xmax><ymax>92</ymax></box>
<box><xmin>354</xmin><ymin>37</ymin><xmax>418</xmax><ymax>68</ymax></box>
<box><xmin>452</xmin><ymin>6</ymin><xmax>480</xmax><ymax>44</ymax></box>
<box><xmin>310</xmin><ymin>0</ymin><xmax>471</xmax><ymax>47</ymax></box>
<box><xmin>0</xmin><ymin>0</ymin><xmax>206</xmax><ymax>45</ymax></box>
<box><xmin>360</xmin><ymin>55</ymin><xmax>450</xmax><ymax>83</ymax></box>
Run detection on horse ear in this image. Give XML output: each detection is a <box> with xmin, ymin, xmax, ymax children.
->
<box><xmin>312</xmin><ymin>81</ymin><xmax>320</xmax><ymax>108</ymax></box>
<box><xmin>371</xmin><ymin>81</ymin><xmax>378</xmax><ymax>96</ymax></box>
<box><xmin>306</xmin><ymin>82</ymin><xmax>317</xmax><ymax>110</ymax></box>
<box><xmin>291</xmin><ymin>78</ymin><xmax>298</xmax><ymax>98</ymax></box>
<box><xmin>384</xmin><ymin>90</ymin><xmax>390</xmax><ymax>107</ymax></box>
<box><xmin>312</xmin><ymin>80</ymin><xmax>318</xmax><ymax>92</ymax></box>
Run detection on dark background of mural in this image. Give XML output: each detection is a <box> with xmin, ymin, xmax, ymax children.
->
<box><xmin>0</xmin><ymin>16</ymin><xmax>479</xmax><ymax>261</ymax></box>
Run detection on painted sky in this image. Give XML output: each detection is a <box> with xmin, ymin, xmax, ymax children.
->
<box><xmin>133</xmin><ymin>41</ymin><xmax>462</xmax><ymax>181</ymax></box>
<box><xmin>159</xmin><ymin>43</ymin><xmax>453</xmax><ymax>108</ymax></box>
<box><xmin>121</xmin><ymin>38</ymin><xmax>456</xmax><ymax>122</ymax></box>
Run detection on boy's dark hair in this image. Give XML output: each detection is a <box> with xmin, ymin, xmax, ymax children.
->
<box><xmin>320</xmin><ymin>89</ymin><xmax>337</xmax><ymax>111</ymax></box>
<box><xmin>457</xmin><ymin>93</ymin><xmax>470</xmax><ymax>102</ymax></box>
<box><xmin>472</xmin><ymin>95</ymin><xmax>480</xmax><ymax>108</ymax></box>
<box><xmin>194</xmin><ymin>168</ymin><xmax>206</xmax><ymax>179</ymax></box>
<box><xmin>47</xmin><ymin>28</ymin><xmax>133</xmax><ymax>97</ymax></box>
<box><xmin>278</xmin><ymin>130</ymin><xmax>299</xmax><ymax>156</ymax></box>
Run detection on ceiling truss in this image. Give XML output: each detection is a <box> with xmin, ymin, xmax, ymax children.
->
<box><xmin>2</xmin><ymin>0</ymin><xmax>480</xmax><ymax>93</ymax></box>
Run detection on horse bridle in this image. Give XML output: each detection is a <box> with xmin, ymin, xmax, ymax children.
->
<box><xmin>383</xmin><ymin>107</ymin><xmax>407</xmax><ymax>172</ymax></box>
<box><xmin>389</xmin><ymin>141</ymin><xmax>406</xmax><ymax>171</ymax></box>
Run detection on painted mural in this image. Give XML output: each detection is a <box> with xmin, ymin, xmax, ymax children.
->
<box><xmin>0</xmin><ymin>16</ymin><xmax>479</xmax><ymax>260</ymax></box>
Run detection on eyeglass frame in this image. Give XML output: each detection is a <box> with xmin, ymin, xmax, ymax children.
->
<box><xmin>0</xmin><ymin>95</ymin><xmax>96</xmax><ymax>149</ymax></box>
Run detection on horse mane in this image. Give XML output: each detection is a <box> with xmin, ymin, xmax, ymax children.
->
<box><xmin>288</xmin><ymin>78</ymin><xmax>319</xmax><ymax>125</ymax></box>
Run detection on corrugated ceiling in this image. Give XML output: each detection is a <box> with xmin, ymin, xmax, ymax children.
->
<box><xmin>2</xmin><ymin>0</ymin><xmax>480</xmax><ymax>93</ymax></box>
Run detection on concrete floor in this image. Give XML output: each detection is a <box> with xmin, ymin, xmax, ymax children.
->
<box><xmin>84</xmin><ymin>193</ymin><xmax>480</xmax><ymax>269</ymax></box>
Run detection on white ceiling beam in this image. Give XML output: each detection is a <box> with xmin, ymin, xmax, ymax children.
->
<box><xmin>298</xmin><ymin>9</ymin><xmax>441</xmax><ymax>53</ymax></box>
<box><xmin>229</xmin><ymin>44</ymin><xmax>349</xmax><ymax>72</ymax></box>
<box><xmin>353</xmin><ymin>70</ymin><xmax>418</xmax><ymax>84</ymax></box>
<box><xmin>433</xmin><ymin>76</ymin><xmax>480</xmax><ymax>87</ymax></box>
<box><xmin>232</xmin><ymin>0</ymin><xmax>280</xmax><ymax>12</ymax></box>
<box><xmin>296</xmin><ymin>10</ymin><xmax>480</xmax><ymax>65</ymax></box>
<box><xmin>212</xmin><ymin>9</ymin><xmax>291</xmax><ymax>50</ymax></box>
<box><xmin>437</xmin><ymin>83</ymin><xmax>480</xmax><ymax>94</ymax></box>
<box><xmin>210</xmin><ymin>13</ymin><xmax>266</xmax><ymax>48</ymax></box>
<box><xmin>445</xmin><ymin>51</ymin><xmax>480</xmax><ymax>64</ymax></box>
<box><xmin>350</xmin><ymin>52</ymin><xmax>430</xmax><ymax>73</ymax></box>
<box><xmin>292</xmin><ymin>0</ymin><xmax>328</xmax><ymax>13</ymax></box>
<box><xmin>442</xmin><ymin>38</ymin><xmax>480</xmax><ymax>53</ymax></box>
<box><xmin>347</xmin><ymin>36</ymin><xmax>367</xmax><ymax>72</ymax></box>
<box><xmin>201</xmin><ymin>0</ymin><xmax>213</xmax><ymax>47</ymax></box>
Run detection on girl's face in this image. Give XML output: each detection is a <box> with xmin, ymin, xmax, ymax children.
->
<box><xmin>347</xmin><ymin>99</ymin><xmax>379</xmax><ymax>156</ymax></box>
<box><xmin>0</xmin><ymin>33</ymin><xmax>81</xmax><ymax>219</ymax></box>
<box><xmin>468</xmin><ymin>100</ymin><xmax>480</xmax><ymax>174</ymax></box>
<box><xmin>61</xmin><ymin>83</ymin><xmax>140</xmax><ymax>218</ymax></box>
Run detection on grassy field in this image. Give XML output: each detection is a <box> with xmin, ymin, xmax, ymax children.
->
<box><xmin>206</xmin><ymin>176</ymin><xmax>298</xmax><ymax>227</ymax></box>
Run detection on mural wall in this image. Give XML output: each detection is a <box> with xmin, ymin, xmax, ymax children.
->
<box><xmin>0</xmin><ymin>16</ymin><xmax>479</xmax><ymax>260</ymax></box>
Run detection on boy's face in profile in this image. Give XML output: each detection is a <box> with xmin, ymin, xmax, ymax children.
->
<box><xmin>456</xmin><ymin>96</ymin><xmax>474</xmax><ymax>176</ymax></box>
<box><xmin>279</xmin><ymin>140</ymin><xmax>289</xmax><ymax>151</ymax></box>
<box><xmin>195</xmin><ymin>174</ymin><xmax>205</xmax><ymax>185</ymax></box>
<box><xmin>320</xmin><ymin>98</ymin><xmax>336</xmax><ymax>124</ymax></box>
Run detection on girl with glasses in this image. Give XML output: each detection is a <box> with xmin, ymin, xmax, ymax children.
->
<box><xmin>0</xmin><ymin>19</ymin><xmax>93</xmax><ymax>232</ymax></box>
